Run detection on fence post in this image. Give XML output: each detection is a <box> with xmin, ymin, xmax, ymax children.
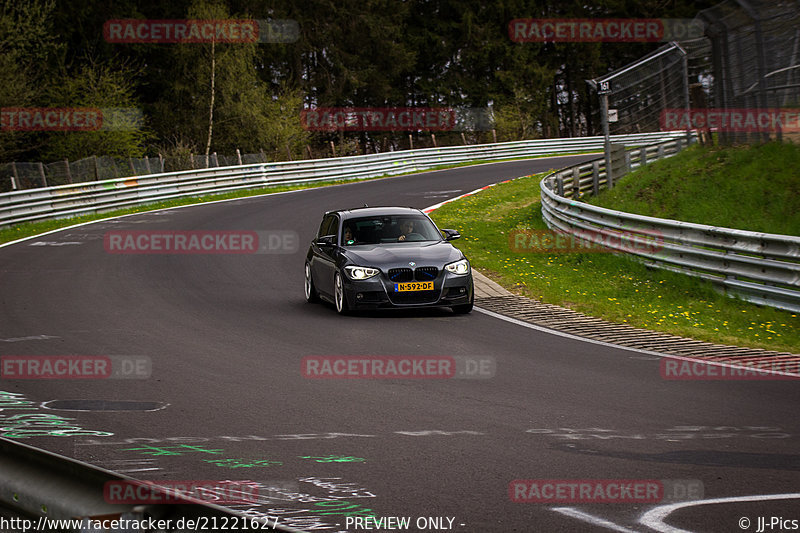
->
<box><xmin>129</xmin><ymin>157</ymin><xmax>136</xmax><ymax>174</ymax></box>
<box><xmin>158</xmin><ymin>153</ymin><xmax>164</xmax><ymax>173</ymax></box>
<box><xmin>492</xmin><ymin>129</ymin><xmax>497</xmax><ymax>143</ymax></box>
<box><xmin>11</xmin><ymin>162</ymin><xmax>20</xmax><ymax>190</ymax></box>
<box><xmin>64</xmin><ymin>159</ymin><xmax>73</xmax><ymax>184</ymax></box>
<box><xmin>461</xmin><ymin>132</ymin><xmax>467</xmax><ymax>145</ymax></box>
<box><xmin>37</xmin><ymin>162</ymin><xmax>47</xmax><ymax>187</ymax></box>
<box><xmin>236</xmin><ymin>148</ymin><xmax>242</xmax><ymax>165</ymax></box>
<box><xmin>431</xmin><ymin>133</ymin><xmax>437</xmax><ymax>147</ymax></box>
<box><xmin>144</xmin><ymin>156</ymin><xmax>152</xmax><ymax>174</ymax></box>
<box><xmin>408</xmin><ymin>134</ymin><xmax>413</xmax><ymax>149</ymax></box>
<box><xmin>306</xmin><ymin>145</ymin><xmax>313</xmax><ymax>159</ymax></box>
<box><xmin>93</xmin><ymin>156</ymin><xmax>100</xmax><ymax>180</ymax></box>
<box><xmin>329</xmin><ymin>141</ymin><xmax>336</xmax><ymax>158</ymax></box>
<box><xmin>600</xmin><ymin>91</ymin><xmax>613</xmax><ymax>189</ymax></box>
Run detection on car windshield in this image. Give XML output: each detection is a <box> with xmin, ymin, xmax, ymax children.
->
<box><xmin>342</xmin><ymin>215</ymin><xmax>442</xmax><ymax>245</ymax></box>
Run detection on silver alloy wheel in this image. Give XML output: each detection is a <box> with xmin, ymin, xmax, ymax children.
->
<box><xmin>304</xmin><ymin>263</ymin><xmax>313</xmax><ymax>301</ymax></box>
<box><xmin>334</xmin><ymin>272</ymin><xmax>345</xmax><ymax>313</ymax></box>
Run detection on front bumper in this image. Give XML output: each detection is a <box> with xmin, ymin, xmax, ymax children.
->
<box><xmin>341</xmin><ymin>270</ymin><xmax>473</xmax><ymax>310</ymax></box>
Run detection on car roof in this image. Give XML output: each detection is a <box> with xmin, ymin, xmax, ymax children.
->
<box><xmin>326</xmin><ymin>206</ymin><xmax>426</xmax><ymax>220</ymax></box>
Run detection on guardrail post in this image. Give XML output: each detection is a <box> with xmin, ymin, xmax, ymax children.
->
<box><xmin>640</xmin><ymin>147</ymin><xmax>647</xmax><ymax>166</ymax></box>
<box><xmin>624</xmin><ymin>151</ymin><xmax>631</xmax><ymax>173</ymax></box>
<box><xmin>572</xmin><ymin>167</ymin><xmax>580</xmax><ymax>198</ymax></box>
<box><xmin>609</xmin><ymin>143</ymin><xmax>626</xmax><ymax>187</ymax></box>
<box><xmin>657</xmin><ymin>145</ymin><xmax>665</xmax><ymax>160</ymax></box>
<box><xmin>676</xmin><ymin>138</ymin><xmax>683</xmax><ymax>153</ymax></box>
<box><xmin>592</xmin><ymin>161</ymin><xmax>600</xmax><ymax>195</ymax></box>
<box><xmin>556</xmin><ymin>175</ymin><xmax>564</xmax><ymax>196</ymax></box>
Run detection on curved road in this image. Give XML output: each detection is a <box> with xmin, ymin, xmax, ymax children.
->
<box><xmin>1</xmin><ymin>156</ymin><xmax>798</xmax><ymax>532</ymax></box>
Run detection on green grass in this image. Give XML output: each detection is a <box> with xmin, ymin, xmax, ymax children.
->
<box><xmin>429</xmin><ymin>173</ymin><xmax>800</xmax><ymax>353</ymax></box>
<box><xmin>589</xmin><ymin>142</ymin><xmax>800</xmax><ymax>235</ymax></box>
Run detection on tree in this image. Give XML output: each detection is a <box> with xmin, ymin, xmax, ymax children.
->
<box><xmin>42</xmin><ymin>59</ymin><xmax>148</xmax><ymax>160</ymax></box>
<box><xmin>0</xmin><ymin>0</ymin><xmax>62</xmax><ymax>161</ymax></box>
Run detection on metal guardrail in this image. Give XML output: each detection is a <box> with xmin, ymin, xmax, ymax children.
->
<box><xmin>0</xmin><ymin>437</ymin><xmax>302</xmax><ymax>533</ymax></box>
<box><xmin>0</xmin><ymin>132</ymin><xmax>690</xmax><ymax>228</ymax></box>
<box><xmin>540</xmin><ymin>138</ymin><xmax>800</xmax><ymax>313</ymax></box>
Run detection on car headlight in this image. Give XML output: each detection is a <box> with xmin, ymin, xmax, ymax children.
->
<box><xmin>445</xmin><ymin>259</ymin><xmax>470</xmax><ymax>275</ymax></box>
<box><xmin>344</xmin><ymin>265</ymin><xmax>380</xmax><ymax>280</ymax></box>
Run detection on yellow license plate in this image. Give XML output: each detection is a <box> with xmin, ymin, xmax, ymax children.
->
<box><xmin>395</xmin><ymin>281</ymin><xmax>434</xmax><ymax>292</ymax></box>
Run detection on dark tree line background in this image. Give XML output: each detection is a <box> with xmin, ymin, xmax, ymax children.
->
<box><xmin>1</xmin><ymin>0</ymin><xmax>713</xmax><ymax>164</ymax></box>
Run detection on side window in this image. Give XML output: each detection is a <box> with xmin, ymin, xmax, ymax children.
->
<box><xmin>317</xmin><ymin>215</ymin><xmax>337</xmax><ymax>238</ymax></box>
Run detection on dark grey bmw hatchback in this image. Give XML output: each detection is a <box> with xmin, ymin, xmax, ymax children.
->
<box><xmin>304</xmin><ymin>206</ymin><xmax>473</xmax><ymax>314</ymax></box>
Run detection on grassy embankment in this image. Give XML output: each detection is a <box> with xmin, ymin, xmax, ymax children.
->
<box><xmin>429</xmin><ymin>142</ymin><xmax>800</xmax><ymax>353</ymax></box>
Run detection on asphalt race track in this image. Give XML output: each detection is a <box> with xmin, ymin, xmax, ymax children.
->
<box><xmin>1</xmin><ymin>156</ymin><xmax>798</xmax><ymax>533</ymax></box>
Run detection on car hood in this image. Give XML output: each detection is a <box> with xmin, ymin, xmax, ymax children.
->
<box><xmin>344</xmin><ymin>241</ymin><xmax>464</xmax><ymax>268</ymax></box>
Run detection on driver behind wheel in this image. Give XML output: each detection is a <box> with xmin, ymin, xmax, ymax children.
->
<box><xmin>398</xmin><ymin>219</ymin><xmax>415</xmax><ymax>241</ymax></box>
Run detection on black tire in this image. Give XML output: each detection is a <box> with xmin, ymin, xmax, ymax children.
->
<box><xmin>334</xmin><ymin>271</ymin><xmax>350</xmax><ymax>314</ymax></box>
<box><xmin>304</xmin><ymin>262</ymin><xmax>319</xmax><ymax>303</ymax></box>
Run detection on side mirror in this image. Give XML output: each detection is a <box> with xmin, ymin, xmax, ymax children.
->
<box><xmin>315</xmin><ymin>234</ymin><xmax>336</xmax><ymax>246</ymax></box>
<box><xmin>442</xmin><ymin>229</ymin><xmax>461</xmax><ymax>241</ymax></box>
